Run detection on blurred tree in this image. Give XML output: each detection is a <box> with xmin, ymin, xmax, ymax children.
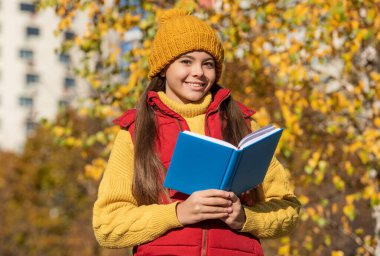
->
<box><xmin>36</xmin><ymin>0</ymin><xmax>380</xmax><ymax>255</ymax></box>
<box><xmin>0</xmin><ymin>111</ymin><xmax>129</xmax><ymax>255</ymax></box>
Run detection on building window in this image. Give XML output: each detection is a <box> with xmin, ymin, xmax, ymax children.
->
<box><xmin>20</xmin><ymin>3</ymin><xmax>36</xmax><ymax>13</ymax></box>
<box><xmin>120</xmin><ymin>0</ymin><xmax>140</xmax><ymax>7</ymax></box>
<box><xmin>58</xmin><ymin>99</ymin><xmax>69</xmax><ymax>108</ymax></box>
<box><xmin>59</xmin><ymin>53</ymin><xmax>70</xmax><ymax>64</ymax></box>
<box><xmin>26</xmin><ymin>120</ymin><xmax>37</xmax><ymax>133</ymax></box>
<box><xmin>19</xmin><ymin>97</ymin><xmax>33</xmax><ymax>107</ymax></box>
<box><xmin>64</xmin><ymin>31</ymin><xmax>75</xmax><ymax>40</ymax></box>
<box><xmin>64</xmin><ymin>77</ymin><xmax>76</xmax><ymax>88</ymax></box>
<box><xmin>20</xmin><ymin>49</ymin><xmax>34</xmax><ymax>60</ymax></box>
<box><xmin>26</xmin><ymin>26</ymin><xmax>40</xmax><ymax>37</ymax></box>
<box><xmin>26</xmin><ymin>73</ymin><xmax>39</xmax><ymax>85</ymax></box>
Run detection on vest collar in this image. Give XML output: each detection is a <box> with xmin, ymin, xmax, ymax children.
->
<box><xmin>114</xmin><ymin>85</ymin><xmax>255</xmax><ymax>129</ymax></box>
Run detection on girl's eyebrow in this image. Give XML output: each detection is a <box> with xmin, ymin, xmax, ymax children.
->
<box><xmin>180</xmin><ymin>55</ymin><xmax>215</xmax><ymax>62</ymax></box>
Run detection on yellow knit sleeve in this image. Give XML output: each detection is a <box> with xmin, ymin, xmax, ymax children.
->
<box><xmin>92</xmin><ymin>130</ymin><xmax>182</xmax><ymax>248</ymax></box>
<box><xmin>239</xmin><ymin>120</ymin><xmax>301</xmax><ymax>238</ymax></box>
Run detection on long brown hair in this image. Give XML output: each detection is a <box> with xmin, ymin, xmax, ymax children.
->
<box><xmin>132</xmin><ymin>76</ymin><xmax>251</xmax><ymax>205</ymax></box>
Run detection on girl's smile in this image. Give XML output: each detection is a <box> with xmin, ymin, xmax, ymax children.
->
<box><xmin>163</xmin><ymin>51</ymin><xmax>216</xmax><ymax>104</ymax></box>
<box><xmin>184</xmin><ymin>81</ymin><xmax>206</xmax><ymax>90</ymax></box>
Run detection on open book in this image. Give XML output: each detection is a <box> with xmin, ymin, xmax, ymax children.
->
<box><xmin>164</xmin><ymin>125</ymin><xmax>283</xmax><ymax>195</ymax></box>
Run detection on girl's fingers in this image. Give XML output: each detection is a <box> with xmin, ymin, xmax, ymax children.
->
<box><xmin>198</xmin><ymin>197</ymin><xmax>232</xmax><ymax>207</ymax></box>
<box><xmin>201</xmin><ymin>212</ymin><xmax>230</xmax><ymax>220</ymax></box>
<box><xmin>177</xmin><ymin>189</ymin><xmax>236</xmax><ymax>225</ymax></box>
<box><xmin>194</xmin><ymin>205</ymin><xmax>232</xmax><ymax>214</ymax></box>
<box><xmin>230</xmin><ymin>193</ymin><xmax>239</xmax><ymax>202</ymax></box>
<box><xmin>194</xmin><ymin>189</ymin><xmax>232</xmax><ymax>199</ymax></box>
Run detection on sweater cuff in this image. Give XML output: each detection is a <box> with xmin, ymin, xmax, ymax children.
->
<box><xmin>239</xmin><ymin>205</ymin><xmax>266</xmax><ymax>234</ymax></box>
<box><xmin>240</xmin><ymin>206</ymin><xmax>255</xmax><ymax>233</ymax></box>
<box><xmin>153</xmin><ymin>201</ymin><xmax>183</xmax><ymax>229</ymax></box>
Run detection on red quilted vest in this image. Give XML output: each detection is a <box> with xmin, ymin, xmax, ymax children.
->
<box><xmin>113</xmin><ymin>86</ymin><xmax>264</xmax><ymax>256</ymax></box>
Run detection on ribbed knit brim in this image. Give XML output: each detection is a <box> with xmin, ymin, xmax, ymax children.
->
<box><xmin>148</xmin><ymin>9</ymin><xmax>224</xmax><ymax>81</ymax></box>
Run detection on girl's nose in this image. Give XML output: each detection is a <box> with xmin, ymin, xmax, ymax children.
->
<box><xmin>191</xmin><ymin>64</ymin><xmax>204</xmax><ymax>77</ymax></box>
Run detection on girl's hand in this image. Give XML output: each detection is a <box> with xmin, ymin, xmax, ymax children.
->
<box><xmin>239</xmin><ymin>188</ymin><xmax>256</xmax><ymax>206</ymax></box>
<box><xmin>176</xmin><ymin>189</ymin><xmax>233</xmax><ymax>226</ymax></box>
<box><xmin>221</xmin><ymin>193</ymin><xmax>246</xmax><ymax>230</ymax></box>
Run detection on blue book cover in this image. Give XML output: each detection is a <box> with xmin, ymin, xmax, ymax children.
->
<box><xmin>164</xmin><ymin>125</ymin><xmax>283</xmax><ymax>195</ymax></box>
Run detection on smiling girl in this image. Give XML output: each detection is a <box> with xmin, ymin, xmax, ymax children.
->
<box><xmin>93</xmin><ymin>8</ymin><xmax>301</xmax><ymax>256</ymax></box>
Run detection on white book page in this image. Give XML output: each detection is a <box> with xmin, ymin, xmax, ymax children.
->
<box><xmin>238</xmin><ymin>125</ymin><xmax>274</xmax><ymax>147</ymax></box>
<box><xmin>238</xmin><ymin>125</ymin><xmax>280</xmax><ymax>149</ymax></box>
<box><xmin>183</xmin><ymin>131</ymin><xmax>237</xmax><ymax>149</ymax></box>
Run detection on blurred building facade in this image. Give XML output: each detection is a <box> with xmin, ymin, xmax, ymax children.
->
<box><xmin>0</xmin><ymin>1</ymin><xmax>88</xmax><ymax>152</ymax></box>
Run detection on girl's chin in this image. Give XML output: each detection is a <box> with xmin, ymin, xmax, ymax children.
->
<box><xmin>181</xmin><ymin>92</ymin><xmax>207</xmax><ymax>103</ymax></box>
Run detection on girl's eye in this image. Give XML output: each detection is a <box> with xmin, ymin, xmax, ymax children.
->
<box><xmin>180</xmin><ymin>59</ymin><xmax>192</xmax><ymax>65</ymax></box>
<box><xmin>204</xmin><ymin>62</ymin><xmax>215</xmax><ymax>68</ymax></box>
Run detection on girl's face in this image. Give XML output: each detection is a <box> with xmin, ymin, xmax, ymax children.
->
<box><xmin>163</xmin><ymin>51</ymin><xmax>216</xmax><ymax>104</ymax></box>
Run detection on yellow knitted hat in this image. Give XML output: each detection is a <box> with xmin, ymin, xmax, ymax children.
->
<box><xmin>148</xmin><ymin>9</ymin><xmax>224</xmax><ymax>81</ymax></box>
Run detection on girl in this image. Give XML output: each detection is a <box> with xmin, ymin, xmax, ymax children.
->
<box><xmin>93</xmin><ymin>8</ymin><xmax>301</xmax><ymax>256</ymax></box>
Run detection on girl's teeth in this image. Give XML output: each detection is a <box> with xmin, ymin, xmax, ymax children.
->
<box><xmin>187</xmin><ymin>83</ymin><xmax>204</xmax><ymax>87</ymax></box>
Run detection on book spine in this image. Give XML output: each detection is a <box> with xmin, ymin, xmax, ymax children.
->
<box><xmin>220</xmin><ymin>150</ymin><xmax>241</xmax><ymax>191</ymax></box>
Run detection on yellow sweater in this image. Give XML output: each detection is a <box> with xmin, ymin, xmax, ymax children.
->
<box><xmin>93</xmin><ymin>92</ymin><xmax>301</xmax><ymax>248</ymax></box>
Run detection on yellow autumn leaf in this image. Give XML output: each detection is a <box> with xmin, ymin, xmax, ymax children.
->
<box><xmin>57</xmin><ymin>6</ymin><xmax>66</xmax><ymax>16</ymax></box>
<box><xmin>118</xmin><ymin>85</ymin><xmax>130</xmax><ymax>95</ymax></box>
<box><xmin>209</xmin><ymin>14</ymin><xmax>221</xmax><ymax>24</ymax></box>
<box><xmin>358</xmin><ymin>150</ymin><xmax>370</xmax><ymax>164</ymax></box>
<box><xmin>244</xmin><ymin>86</ymin><xmax>253</xmax><ymax>94</ymax></box>
<box><xmin>264</xmin><ymin>3</ymin><xmax>276</xmax><ymax>14</ymax></box>
<box><xmin>65</xmin><ymin>136</ymin><xmax>76</xmax><ymax>147</ymax></box>
<box><xmin>268</xmin><ymin>54</ymin><xmax>281</xmax><ymax>65</ymax></box>
<box><xmin>85</xmin><ymin>164</ymin><xmax>103</xmax><ymax>181</ymax></box>
<box><xmin>93</xmin><ymin>158</ymin><xmax>107</xmax><ymax>168</ymax></box>
<box><xmin>331</xmin><ymin>251</ymin><xmax>344</xmax><ymax>256</ymax></box>
<box><xmin>253</xmin><ymin>107</ymin><xmax>271</xmax><ymax>127</ymax></box>
<box><xmin>306</xmin><ymin>207</ymin><xmax>316</xmax><ymax>217</ymax></box>
<box><xmin>278</xmin><ymin>244</ymin><xmax>290</xmax><ymax>255</ymax></box>
<box><xmin>52</xmin><ymin>126</ymin><xmax>65</xmax><ymax>137</ymax></box>
<box><xmin>307</xmin><ymin>150</ymin><xmax>321</xmax><ymax>169</ymax></box>
<box><xmin>78</xmin><ymin>107</ymin><xmax>88</xmax><ymax>117</ymax></box>
<box><xmin>74</xmin><ymin>36</ymin><xmax>82</xmax><ymax>46</ymax></box>
<box><xmin>345</xmin><ymin>194</ymin><xmax>357</xmax><ymax>204</ymax></box>
<box><xmin>298</xmin><ymin>195</ymin><xmax>310</xmax><ymax>205</ymax></box>
<box><xmin>101</xmin><ymin>105</ymin><xmax>115</xmax><ymax>117</ymax></box>
<box><xmin>304</xmin><ymin>235</ymin><xmax>314</xmax><ymax>251</ymax></box>
<box><xmin>333</xmin><ymin>175</ymin><xmax>345</xmax><ymax>191</ymax></box>
<box><xmin>374</xmin><ymin>117</ymin><xmax>380</xmax><ymax>128</ymax></box>
<box><xmin>343</xmin><ymin>204</ymin><xmax>356</xmax><ymax>221</ymax></box>
<box><xmin>344</xmin><ymin>161</ymin><xmax>354</xmax><ymax>176</ymax></box>
<box><xmin>324</xmin><ymin>234</ymin><xmax>331</xmax><ymax>246</ymax></box>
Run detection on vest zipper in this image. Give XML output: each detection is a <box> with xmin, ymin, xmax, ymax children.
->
<box><xmin>201</xmin><ymin>223</ymin><xmax>208</xmax><ymax>256</ymax></box>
